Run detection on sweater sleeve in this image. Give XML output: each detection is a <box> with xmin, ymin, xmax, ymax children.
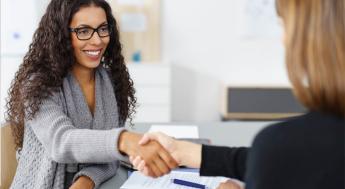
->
<box><xmin>26</xmin><ymin>94</ymin><xmax>129</xmax><ymax>163</ymax></box>
<box><xmin>72</xmin><ymin>162</ymin><xmax>118</xmax><ymax>189</ymax></box>
<box><xmin>200</xmin><ymin>145</ymin><xmax>248</xmax><ymax>180</ymax></box>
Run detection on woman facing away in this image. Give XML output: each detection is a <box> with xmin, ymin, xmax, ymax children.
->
<box><xmin>6</xmin><ymin>0</ymin><xmax>177</xmax><ymax>188</ymax></box>
<box><xmin>131</xmin><ymin>0</ymin><xmax>345</xmax><ymax>188</ymax></box>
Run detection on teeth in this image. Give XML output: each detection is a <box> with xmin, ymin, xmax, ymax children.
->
<box><xmin>85</xmin><ymin>50</ymin><xmax>100</xmax><ymax>56</ymax></box>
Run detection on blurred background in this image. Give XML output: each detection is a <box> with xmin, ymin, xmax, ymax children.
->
<box><xmin>1</xmin><ymin>0</ymin><xmax>299</xmax><ymax>124</ymax></box>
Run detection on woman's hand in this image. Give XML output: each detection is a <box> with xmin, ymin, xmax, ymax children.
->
<box><xmin>118</xmin><ymin>131</ymin><xmax>178</xmax><ymax>177</ymax></box>
<box><xmin>129</xmin><ymin>132</ymin><xmax>202</xmax><ymax>177</ymax></box>
<box><xmin>216</xmin><ymin>180</ymin><xmax>243</xmax><ymax>189</ymax></box>
<box><xmin>139</xmin><ymin>132</ymin><xmax>179</xmax><ymax>162</ymax></box>
<box><xmin>69</xmin><ymin>176</ymin><xmax>94</xmax><ymax>189</ymax></box>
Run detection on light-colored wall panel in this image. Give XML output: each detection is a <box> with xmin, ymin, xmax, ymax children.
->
<box><xmin>0</xmin><ymin>57</ymin><xmax>22</xmax><ymax>124</ymax></box>
<box><xmin>134</xmin><ymin>106</ymin><xmax>170</xmax><ymax>123</ymax></box>
<box><xmin>128</xmin><ymin>63</ymin><xmax>170</xmax><ymax>86</ymax></box>
<box><xmin>127</xmin><ymin>64</ymin><xmax>171</xmax><ymax>123</ymax></box>
<box><xmin>135</xmin><ymin>86</ymin><xmax>170</xmax><ymax>105</ymax></box>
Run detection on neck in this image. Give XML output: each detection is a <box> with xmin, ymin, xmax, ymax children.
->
<box><xmin>71</xmin><ymin>64</ymin><xmax>95</xmax><ymax>85</ymax></box>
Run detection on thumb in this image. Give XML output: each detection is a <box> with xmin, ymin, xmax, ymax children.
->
<box><xmin>138</xmin><ymin>132</ymin><xmax>161</xmax><ymax>145</ymax></box>
<box><xmin>138</xmin><ymin>134</ymin><xmax>150</xmax><ymax>145</ymax></box>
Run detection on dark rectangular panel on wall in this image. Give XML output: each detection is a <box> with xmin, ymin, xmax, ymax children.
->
<box><xmin>223</xmin><ymin>87</ymin><xmax>306</xmax><ymax>120</ymax></box>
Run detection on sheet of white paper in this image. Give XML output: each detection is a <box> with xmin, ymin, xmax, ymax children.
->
<box><xmin>149</xmin><ymin>125</ymin><xmax>199</xmax><ymax>139</ymax></box>
<box><xmin>120</xmin><ymin>171</ymin><xmax>228</xmax><ymax>189</ymax></box>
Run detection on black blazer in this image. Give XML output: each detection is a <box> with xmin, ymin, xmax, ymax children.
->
<box><xmin>200</xmin><ymin>111</ymin><xmax>344</xmax><ymax>189</ymax></box>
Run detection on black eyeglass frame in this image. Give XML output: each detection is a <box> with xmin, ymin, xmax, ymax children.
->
<box><xmin>69</xmin><ymin>24</ymin><xmax>111</xmax><ymax>40</ymax></box>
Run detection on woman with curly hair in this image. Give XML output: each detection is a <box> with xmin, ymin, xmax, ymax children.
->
<box><xmin>7</xmin><ymin>0</ymin><xmax>177</xmax><ymax>188</ymax></box>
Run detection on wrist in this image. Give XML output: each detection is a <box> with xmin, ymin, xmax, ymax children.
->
<box><xmin>118</xmin><ymin>131</ymin><xmax>141</xmax><ymax>156</ymax></box>
<box><xmin>177</xmin><ymin>141</ymin><xmax>202</xmax><ymax>168</ymax></box>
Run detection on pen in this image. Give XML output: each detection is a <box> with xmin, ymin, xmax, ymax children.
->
<box><xmin>172</xmin><ymin>178</ymin><xmax>206</xmax><ymax>189</ymax></box>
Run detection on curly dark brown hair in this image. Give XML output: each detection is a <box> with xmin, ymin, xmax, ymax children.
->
<box><xmin>6</xmin><ymin>0</ymin><xmax>136</xmax><ymax>150</ymax></box>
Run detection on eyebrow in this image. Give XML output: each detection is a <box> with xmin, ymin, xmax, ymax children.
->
<box><xmin>75</xmin><ymin>21</ymin><xmax>108</xmax><ymax>28</ymax></box>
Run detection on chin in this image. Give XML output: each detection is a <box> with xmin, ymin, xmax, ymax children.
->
<box><xmin>81</xmin><ymin>57</ymin><xmax>101</xmax><ymax>68</ymax></box>
<box><xmin>86</xmin><ymin>61</ymin><xmax>101</xmax><ymax>69</ymax></box>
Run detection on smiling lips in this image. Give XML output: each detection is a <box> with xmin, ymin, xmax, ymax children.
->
<box><xmin>83</xmin><ymin>49</ymin><xmax>102</xmax><ymax>60</ymax></box>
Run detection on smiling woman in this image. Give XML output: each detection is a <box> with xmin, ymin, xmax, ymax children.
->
<box><xmin>6</xmin><ymin>0</ymin><xmax>177</xmax><ymax>189</ymax></box>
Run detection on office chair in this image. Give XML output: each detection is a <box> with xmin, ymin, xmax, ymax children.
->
<box><xmin>0</xmin><ymin>124</ymin><xmax>17</xmax><ymax>189</ymax></box>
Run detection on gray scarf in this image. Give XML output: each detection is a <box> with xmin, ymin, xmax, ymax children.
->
<box><xmin>61</xmin><ymin>66</ymin><xmax>120</xmax><ymax>186</ymax></box>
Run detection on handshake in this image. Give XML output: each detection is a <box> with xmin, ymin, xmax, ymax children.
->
<box><xmin>118</xmin><ymin>131</ymin><xmax>242</xmax><ymax>189</ymax></box>
<box><xmin>118</xmin><ymin>131</ymin><xmax>201</xmax><ymax>178</ymax></box>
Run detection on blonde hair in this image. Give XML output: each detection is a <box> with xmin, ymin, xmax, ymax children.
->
<box><xmin>276</xmin><ymin>0</ymin><xmax>345</xmax><ymax>117</ymax></box>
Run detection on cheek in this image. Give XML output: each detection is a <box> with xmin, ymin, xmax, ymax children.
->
<box><xmin>71</xmin><ymin>35</ymin><xmax>78</xmax><ymax>49</ymax></box>
<box><xmin>103</xmin><ymin>38</ymin><xmax>110</xmax><ymax>47</ymax></box>
<box><xmin>71</xmin><ymin>36</ymin><xmax>86</xmax><ymax>56</ymax></box>
<box><xmin>71</xmin><ymin>36</ymin><xmax>83</xmax><ymax>50</ymax></box>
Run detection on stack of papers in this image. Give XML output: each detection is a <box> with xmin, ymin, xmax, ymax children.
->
<box><xmin>120</xmin><ymin>170</ymin><xmax>228</xmax><ymax>189</ymax></box>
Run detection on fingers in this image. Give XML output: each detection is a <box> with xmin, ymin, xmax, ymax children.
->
<box><xmin>142</xmin><ymin>166</ymin><xmax>150</xmax><ymax>176</ymax></box>
<box><xmin>130</xmin><ymin>156</ymin><xmax>142</xmax><ymax>170</ymax></box>
<box><xmin>130</xmin><ymin>156</ymin><xmax>150</xmax><ymax>174</ymax></box>
<box><xmin>137</xmin><ymin>159</ymin><xmax>146</xmax><ymax>171</ymax></box>
<box><xmin>135</xmin><ymin>155</ymin><xmax>162</xmax><ymax>178</ymax></box>
<box><xmin>136</xmin><ymin>138</ymin><xmax>177</xmax><ymax>177</ymax></box>
<box><xmin>131</xmin><ymin>155</ymin><xmax>174</xmax><ymax>178</ymax></box>
<box><xmin>149</xmin><ymin>142</ymin><xmax>179</xmax><ymax>177</ymax></box>
<box><xmin>130</xmin><ymin>155</ymin><xmax>165</xmax><ymax>178</ymax></box>
<box><xmin>158</xmin><ymin>147</ymin><xmax>178</xmax><ymax>169</ymax></box>
<box><xmin>139</xmin><ymin>132</ymin><xmax>169</xmax><ymax>145</ymax></box>
<box><xmin>216</xmin><ymin>180</ymin><xmax>242</xmax><ymax>189</ymax></box>
<box><xmin>147</xmin><ymin>160</ymin><xmax>163</xmax><ymax>178</ymax></box>
<box><xmin>151</xmin><ymin>155</ymin><xmax>171</xmax><ymax>176</ymax></box>
<box><xmin>138</xmin><ymin>134</ymin><xmax>151</xmax><ymax>145</ymax></box>
<box><xmin>139</xmin><ymin>132</ymin><xmax>161</xmax><ymax>145</ymax></box>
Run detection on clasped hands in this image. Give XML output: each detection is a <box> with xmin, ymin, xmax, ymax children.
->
<box><xmin>125</xmin><ymin>131</ymin><xmax>243</xmax><ymax>189</ymax></box>
<box><xmin>118</xmin><ymin>131</ymin><xmax>179</xmax><ymax>178</ymax></box>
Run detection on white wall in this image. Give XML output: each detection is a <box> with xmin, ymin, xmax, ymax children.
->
<box><xmin>162</xmin><ymin>0</ymin><xmax>289</xmax><ymax>121</ymax></box>
<box><xmin>0</xmin><ymin>0</ymin><xmax>48</xmax><ymax>124</ymax></box>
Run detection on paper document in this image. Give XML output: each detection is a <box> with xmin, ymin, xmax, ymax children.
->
<box><xmin>120</xmin><ymin>170</ymin><xmax>228</xmax><ymax>189</ymax></box>
<box><xmin>149</xmin><ymin>125</ymin><xmax>199</xmax><ymax>138</ymax></box>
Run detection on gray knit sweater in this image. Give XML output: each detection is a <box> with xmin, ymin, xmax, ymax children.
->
<box><xmin>10</xmin><ymin>66</ymin><xmax>129</xmax><ymax>189</ymax></box>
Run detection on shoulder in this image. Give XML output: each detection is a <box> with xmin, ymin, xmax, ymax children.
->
<box><xmin>47</xmin><ymin>88</ymin><xmax>64</xmax><ymax>105</ymax></box>
<box><xmin>246</xmin><ymin>112</ymin><xmax>344</xmax><ymax>188</ymax></box>
<box><xmin>255</xmin><ymin>111</ymin><xmax>343</xmax><ymax>143</ymax></box>
<box><xmin>251</xmin><ymin>111</ymin><xmax>344</xmax><ymax>157</ymax></box>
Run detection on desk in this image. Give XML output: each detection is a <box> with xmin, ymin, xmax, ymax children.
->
<box><xmin>99</xmin><ymin>121</ymin><xmax>274</xmax><ymax>189</ymax></box>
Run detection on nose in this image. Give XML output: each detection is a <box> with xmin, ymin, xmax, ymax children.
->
<box><xmin>89</xmin><ymin>32</ymin><xmax>102</xmax><ymax>45</ymax></box>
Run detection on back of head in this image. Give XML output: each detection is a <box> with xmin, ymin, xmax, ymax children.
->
<box><xmin>276</xmin><ymin>0</ymin><xmax>345</xmax><ymax>117</ymax></box>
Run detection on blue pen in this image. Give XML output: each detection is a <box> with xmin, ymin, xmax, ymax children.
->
<box><xmin>172</xmin><ymin>178</ymin><xmax>206</xmax><ymax>189</ymax></box>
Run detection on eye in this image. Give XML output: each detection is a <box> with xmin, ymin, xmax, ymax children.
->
<box><xmin>77</xmin><ymin>28</ymin><xmax>92</xmax><ymax>35</ymax></box>
<box><xmin>99</xmin><ymin>25</ymin><xmax>109</xmax><ymax>33</ymax></box>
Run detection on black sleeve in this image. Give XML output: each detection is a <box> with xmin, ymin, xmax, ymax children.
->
<box><xmin>199</xmin><ymin>145</ymin><xmax>249</xmax><ymax>180</ymax></box>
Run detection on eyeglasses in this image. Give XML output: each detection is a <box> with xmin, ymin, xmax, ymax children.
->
<box><xmin>70</xmin><ymin>24</ymin><xmax>110</xmax><ymax>40</ymax></box>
